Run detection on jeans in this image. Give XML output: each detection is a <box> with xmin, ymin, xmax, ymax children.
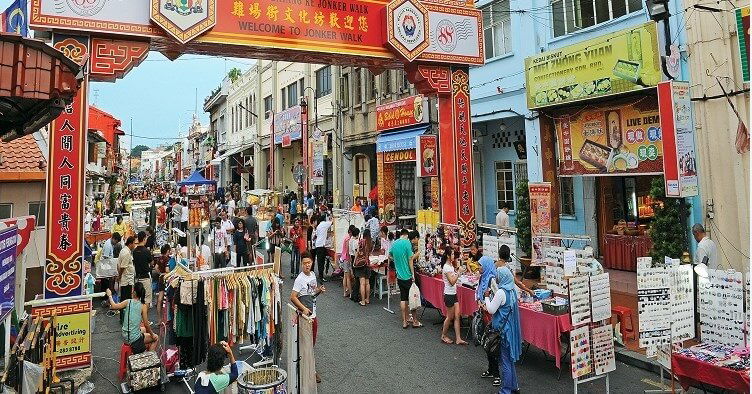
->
<box><xmin>291</xmin><ymin>250</ymin><xmax>301</xmax><ymax>275</ymax></box>
<box><xmin>498</xmin><ymin>344</ymin><xmax>518</xmax><ymax>394</ymax></box>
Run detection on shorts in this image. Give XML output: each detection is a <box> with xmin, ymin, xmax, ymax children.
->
<box><xmin>397</xmin><ymin>278</ymin><xmax>413</xmax><ymax>302</ymax></box>
<box><xmin>353</xmin><ymin>266</ymin><xmax>370</xmax><ymax>279</ymax></box>
<box><xmin>129</xmin><ymin>334</ymin><xmax>146</xmax><ymax>354</ymax></box>
<box><xmin>443</xmin><ymin>293</ymin><xmax>458</xmax><ymax>308</ymax></box>
<box><xmin>342</xmin><ymin>258</ymin><xmax>352</xmax><ymax>273</ymax></box>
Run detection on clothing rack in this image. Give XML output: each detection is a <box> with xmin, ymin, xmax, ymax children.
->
<box><xmin>477</xmin><ymin>223</ymin><xmax>518</xmax><ymax>234</ymax></box>
<box><xmin>194</xmin><ymin>262</ymin><xmax>275</xmax><ymax>277</ymax></box>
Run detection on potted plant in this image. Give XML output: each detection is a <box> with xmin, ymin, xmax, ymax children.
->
<box><xmin>648</xmin><ymin>176</ymin><xmax>690</xmax><ymax>261</ymax></box>
<box><xmin>515</xmin><ymin>179</ymin><xmax>535</xmax><ymax>277</ymax></box>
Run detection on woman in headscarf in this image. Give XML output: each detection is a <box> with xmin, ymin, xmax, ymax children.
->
<box><xmin>476</xmin><ymin>256</ymin><xmax>501</xmax><ymax>386</ymax></box>
<box><xmin>483</xmin><ymin>264</ymin><xmax>522</xmax><ymax>394</ymax></box>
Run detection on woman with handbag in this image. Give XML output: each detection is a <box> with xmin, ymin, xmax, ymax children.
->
<box><xmin>476</xmin><ymin>256</ymin><xmax>501</xmax><ymax>386</ymax></box>
<box><xmin>441</xmin><ymin>247</ymin><xmax>468</xmax><ymax>345</ymax></box>
<box><xmin>353</xmin><ymin>229</ymin><xmax>373</xmax><ymax>306</ymax></box>
<box><xmin>483</xmin><ymin>264</ymin><xmax>523</xmax><ymax>394</ymax></box>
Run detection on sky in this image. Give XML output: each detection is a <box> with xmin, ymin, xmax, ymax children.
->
<box><xmin>0</xmin><ymin>0</ymin><xmax>253</xmax><ymax>149</ymax></box>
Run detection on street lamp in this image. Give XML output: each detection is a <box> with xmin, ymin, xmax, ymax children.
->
<box><xmin>645</xmin><ymin>0</ymin><xmax>674</xmax><ymax>80</ymax></box>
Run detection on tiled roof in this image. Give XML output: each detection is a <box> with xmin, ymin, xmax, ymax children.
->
<box><xmin>0</xmin><ymin>134</ymin><xmax>45</xmax><ymax>181</ymax></box>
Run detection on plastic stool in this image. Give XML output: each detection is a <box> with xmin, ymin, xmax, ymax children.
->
<box><xmin>611</xmin><ymin>306</ymin><xmax>636</xmax><ymax>340</ymax></box>
<box><xmin>118</xmin><ymin>343</ymin><xmax>133</xmax><ymax>381</ymax></box>
<box><xmin>375</xmin><ymin>272</ymin><xmax>389</xmax><ymax>300</ymax></box>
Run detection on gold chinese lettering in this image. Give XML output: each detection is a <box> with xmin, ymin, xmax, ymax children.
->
<box><xmin>249</xmin><ymin>2</ymin><xmax>261</xmax><ymax>19</ymax></box>
<box><xmin>232</xmin><ymin>0</ymin><xmax>245</xmax><ymax>16</ymax></box>
<box><xmin>267</xmin><ymin>5</ymin><xmax>279</xmax><ymax>21</ymax></box>
<box><xmin>358</xmin><ymin>15</ymin><xmax>368</xmax><ymax>32</ymax></box>
<box><xmin>284</xmin><ymin>7</ymin><xmax>295</xmax><ymax>23</ymax></box>
<box><xmin>344</xmin><ymin>15</ymin><xmax>354</xmax><ymax>30</ymax></box>
<box><xmin>299</xmin><ymin>10</ymin><xmax>311</xmax><ymax>24</ymax></box>
<box><xmin>314</xmin><ymin>11</ymin><xmax>324</xmax><ymax>26</ymax></box>
<box><xmin>329</xmin><ymin>12</ymin><xmax>341</xmax><ymax>28</ymax></box>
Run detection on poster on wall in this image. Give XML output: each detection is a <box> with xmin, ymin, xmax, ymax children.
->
<box><xmin>311</xmin><ymin>140</ymin><xmax>325</xmax><ymax>186</ymax></box>
<box><xmin>417</xmin><ymin>135</ymin><xmax>438</xmax><ymax>177</ymax></box>
<box><xmin>274</xmin><ymin>106</ymin><xmax>302</xmax><ymax>144</ymax></box>
<box><xmin>31</xmin><ymin>300</ymin><xmax>92</xmax><ymax>371</ymax></box>
<box><xmin>658</xmin><ymin>81</ymin><xmax>699</xmax><ymax>198</ymax></box>
<box><xmin>0</xmin><ymin>227</ymin><xmax>18</xmax><ymax>322</ymax></box>
<box><xmin>556</xmin><ymin>97</ymin><xmax>663</xmax><ymax>176</ymax></box>
<box><xmin>525</xmin><ymin>22</ymin><xmax>661</xmax><ymax>109</ymax></box>
<box><xmin>529</xmin><ymin>183</ymin><xmax>552</xmax><ymax>264</ymax></box>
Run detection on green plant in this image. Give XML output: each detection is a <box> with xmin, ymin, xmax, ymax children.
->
<box><xmin>649</xmin><ymin>176</ymin><xmax>690</xmax><ymax>260</ymax></box>
<box><xmin>227</xmin><ymin>67</ymin><xmax>242</xmax><ymax>83</ymax></box>
<box><xmin>515</xmin><ymin>179</ymin><xmax>532</xmax><ymax>257</ymax></box>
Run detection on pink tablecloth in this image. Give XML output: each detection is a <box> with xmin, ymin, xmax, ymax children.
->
<box><xmin>417</xmin><ymin>274</ymin><xmax>478</xmax><ymax>317</ymax></box>
<box><xmin>519</xmin><ymin>305</ymin><xmax>573</xmax><ymax>369</ymax></box>
<box><xmin>673</xmin><ymin>353</ymin><xmax>750</xmax><ymax>393</ymax></box>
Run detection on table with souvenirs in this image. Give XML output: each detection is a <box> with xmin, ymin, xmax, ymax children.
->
<box><xmin>672</xmin><ymin>343</ymin><xmax>750</xmax><ymax>393</ymax></box>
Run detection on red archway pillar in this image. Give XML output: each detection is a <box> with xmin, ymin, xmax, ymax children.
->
<box><xmin>407</xmin><ymin>65</ymin><xmax>477</xmax><ymax>246</ymax></box>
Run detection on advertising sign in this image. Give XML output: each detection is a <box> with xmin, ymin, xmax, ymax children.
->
<box><xmin>31</xmin><ymin>300</ymin><xmax>92</xmax><ymax>371</ymax></box>
<box><xmin>420</xmin><ymin>3</ymin><xmax>483</xmax><ymax>65</ymax></box>
<box><xmin>0</xmin><ymin>216</ymin><xmax>36</xmax><ymax>253</ymax></box>
<box><xmin>187</xmin><ymin>194</ymin><xmax>209</xmax><ymax>229</ymax></box>
<box><xmin>525</xmin><ymin>22</ymin><xmax>661</xmax><ymax>109</ymax></box>
<box><xmin>556</xmin><ymin>97</ymin><xmax>663</xmax><ymax>176</ymax></box>
<box><xmin>274</xmin><ymin>106</ymin><xmax>302</xmax><ymax>145</ymax></box>
<box><xmin>452</xmin><ymin>69</ymin><xmax>475</xmax><ymax>245</ymax></box>
<box><xmin>0</xmin><ymin>227</ymin><xmax>18</xmax><ymax>322</ymax></box>
<box><xmin>736</xmin><ymin>6</ymin><xmax>750</xmax><ymax>83</ymax></box>
<box><xmin>383</xmin><ymin>149</ymin><xmax>416</xmax><ymax>163</ymax></box>
<box><xmin>45</xmin><ymin>36</ymin><xmax>87</xmax><ymax>298</ymax></box>
<box><xmin>529</xmin><ymin>183</ymin><xmax>551</xmax><ymax>263</ymax></box>
<box><xmin>385</xmin><ymin>0</ymin><xmax>429</xmax><ymax>61</ymax></box>
<box><xmin>376</xmin><ymin>95</ymin><xmax>427</xmax><ymax>132</ymax></box>
<box><xmin>151</xmin><ymin>0</ymin><xmax>216</xmax><ymax>44</ymax></box>
<box><xmin>416</xmin><ymin>135</ymin><xmax>438</xmax><ymax>176</ymax></box>
<box><xmin>658</xmin><ymin>81</ymin><xmax>699</xmax><ymax>197</ymax></box>
<box><xmin>31</xmin><ymin>0</ymin><xmax>161</xmax><ymax>38</ymax></box>
<box><xmin>311</xmin><ymin>140</ymin><xmax>325</xmax><ymax>186</ymax></box>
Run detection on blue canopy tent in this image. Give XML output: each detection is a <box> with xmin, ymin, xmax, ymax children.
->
<box><xmin>179</xmin><ymin>171</ymin><xmax>217</xmax><ymax>186</ymax></box>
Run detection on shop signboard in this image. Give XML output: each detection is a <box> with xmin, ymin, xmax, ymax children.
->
<box><xmin>416</xmin><ymin>134</ymin><xmax>438</xmax><ymax>176</ymax></box>
<box><xmin>0</xmin><ymin>216</ymin><xmax>35</xmax><ymax>254</ymax></box>
<box><xmin>737</xmin><ymin>6</ymin><xmax>750</xmax><ymax>83</ymax></box>
<box><xmin>524</xmin><ymin>22</ymin><xmax>661</xmax><ymax>109</ymax></box>
<box><xmin>658</xmin><ymin>81</ymin><xmax>699</xmax><ymax>197</ymax></box>
<box><xmin>0</xmin><ymin>227</ymin><xmax>18</xmax><ymax>322</ymax></box>
<box><xmin>529</xmin><ymin>182</ymin><xmax>551</xmax><ymax>264</ymax></box>
<box><xmin>30</xmin><ymin>0</ymin><xmax>161</xmax><ymax>38</ymax></box>
<box><xmin>31</xmin><ymin>300</ymin><xmax>92</xmax><ymax>371</ymax></box>
<box><xmin>311</xmin><ymin>139</ymin><xmax>325</xmax><ymax>186</ymax></box>
<box><xmin>419</xmin><ymin>3</ymin><xmax>483</xmax><ymax>65</ymax></box>
<box><xmin>376</xmin><ymin>95</ymin><xmax>427</xmax><ymax>132</ymax></box>
<box><xmin>556</xmin><ymin>97</ymin><xmax>664</xmax><ymax>176</ymax></box>
<box><xmin>383</xmin><ymin>149</ymin><xmax>416</xmax><ymax>163</ymax></box>
<box><xmin>274</xmin><ymin>106</ymin><xmax>302</xmax><ymax>145</ymax></box>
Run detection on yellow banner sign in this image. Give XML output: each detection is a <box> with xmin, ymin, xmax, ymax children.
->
<box><xmin>525</xmin><ymin>22</ymin><xmax>661</xmax><ymax>109</ymax></box>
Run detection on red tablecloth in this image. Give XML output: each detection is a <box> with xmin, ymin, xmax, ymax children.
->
<box><xmin>417</xmin><ymin>274</ymin><xmax>478</xmax><ymax>317</ymax></box>
<box><xmin>602</xmin><ymin>234</ymin><xmax>652</xmax><ymax>272</ymax></box>
<box><xmin>672</xmin><ymin>353</ymin><xmax>750</xmax><ymax>393</ymax></box>
<box><xmin>518</xmin><ymin>305</ymin><xmax>573</xmax><ymax>369</ymax></box>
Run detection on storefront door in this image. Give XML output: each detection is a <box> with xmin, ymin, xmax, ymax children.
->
<box><xmin>394</xmin><ymin>162</ymin><xmax>416</xmax><ymax>217</ymax></box>
<box><xmin>583</xmin><ymin>177</ymin><xmax>599</xmax><ymax>256</ymax></box>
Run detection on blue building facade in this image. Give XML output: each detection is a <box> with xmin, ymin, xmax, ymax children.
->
<box><xmin>470</xmin><ymin>0</ymin><xmax>702</xmax><ymax>257</ymax></box>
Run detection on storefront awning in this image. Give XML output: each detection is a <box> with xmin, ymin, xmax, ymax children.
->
<box><xmin>212</xmin><ymin>143</ymin><xmax>252</xmax><ymax>164</ymax></box>
<box><xmin>376</xmin><ymin>126</ymin><xmax>428</xmax><ymax>153</ymax></box>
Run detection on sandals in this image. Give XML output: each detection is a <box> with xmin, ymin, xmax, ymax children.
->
<box><xmin>412</xmin><ymin>322</ymin><xmax>424</xmax><ymax>328</ymax></box>
<box><xmin>481</xmin><ymin>371</ymin><xmax>493</xmax><ymax>378</ymax></box>
<box><xmin>402</xmin><ymin>322</ymin><xmax>409</xmax><ymax>329</ymax></box>
<box><xmin>359</xmin><ymin>301</ymin><xmax>366</xmax><ymax>306</ymax></box>
<box><xmin>492</xmin><ymin>378</ymin><xmax>501</xmax><ymax>387</ymax></box>
<box><xmin>441</xmin><ymin>337</ymin><xmax>454</xmax><ymax>344</ymax></box>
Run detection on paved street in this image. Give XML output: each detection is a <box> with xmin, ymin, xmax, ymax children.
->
<box><xmin>88</xmin><ymin>254</ymin><xmax>665</xmax><ymax>393</ymax></box>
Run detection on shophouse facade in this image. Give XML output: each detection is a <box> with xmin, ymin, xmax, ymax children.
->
<box><xmin>471</xmin><ymin>0</ymin><xmax>703</xmax><ymax>264</ymax></box>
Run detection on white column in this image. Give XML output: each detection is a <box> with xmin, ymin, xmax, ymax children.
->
<box><xmin>524</xmin><ymin>117</ymin><xmax>543</xmax><ymax>182</ymax></box>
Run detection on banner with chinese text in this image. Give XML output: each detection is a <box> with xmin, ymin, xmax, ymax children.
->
<box><xmin>452</xmin><ymin>69</ymin><xmax>476</xmax><ymax>246</ymax></box>
<box><xmin>31</xmin><ymin>300</ymin><xmax>92</xmax><ymax>371</ymax></box>
<box><xmin>658</xmin><ymin>81</ymin><xmax>699</xmax><ymax>197</ymax></box>
<box><xmin>529</xmin><ymin>182</ymin><xmax>551</xmax><ymax>264</ymax></box>
<box><xmin>556</xmin><ymin>97</ymin><xmax>663</xmax><ymax>176</ymax></box>
<box><xmin>45</xmin><ymin>76</ymin><xmax>87</xmax><ymax>299</ymax></box>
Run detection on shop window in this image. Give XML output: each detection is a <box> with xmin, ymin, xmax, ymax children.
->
<box><xmin>401</xmin><ymin>70</ymin><xmax>411</xmax><ymax>92</ymax></box>
<box><xmin>514</xmin><ymin>160</ymin><xmax>528</xmax><ymax>184</ymax></box>
<box><xmin>340</xmin><ymin>73</ymin><xmax>350</xmax><ymax>107</ymax></box>
<box><xmin>355</xmin><ymin>154</ymin><xmax>369</xmax><ymax>196</ymax></box>
<box><xmin>552</xmin><ymin>0</ymin><xmax>643</xmax><ymax>38</ymax></box>
<box><xmin>368</xmin><ymin>71</ymin><xmax>377</xmax><ymax>100</ymax></box>
<box><xmin>0</xmin><ymin>204</ymin><xmax>11</xmax><ymax>220</ymax></box>
<box><xmin>28</xmin><ymin>201</ymin><xmax>45</xmax><ymax>227</ymax></box>
<box><xmin>286</xmin><ymin>81</ymin><xmax>298</xmax><ymax>109</ymax></box>
<box><xmin>381</xmin><ymin>71</ymin><xmax>391</xmax><ymax>96</ymax></box>
<box><xmin>495</xmin><ymin>161</ymin><xmax>515</xmax><ymax>211</ymax></box>
<box><xmin>354</xmin><ymin>68</ymin><xmax>363</xmax><ymax>104</ymax></box>
<box><xmin>560</xmin><ymin>177</ymin><xmax>576</xmax><ymax>216</ymax></box>
<box><xmin>482</xmin><ymin>0</ymin><xmax>512</xmax><ymax>59</ymax></box>
<box><xmin>395</xmin><ymin>162</ymin><xmax>416</xmax><ymax>217</ymax></box>
<box><xmin>316</xmin><ymin>66</ymin><xmax>332</xmax><ymax>97</ymax></box>
<box><xmin>264</xmin><ymin>96</ymin><xmax>273</xmax><ymax>118</ymax></box>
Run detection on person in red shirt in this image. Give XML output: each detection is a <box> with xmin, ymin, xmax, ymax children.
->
<box><xmin>156</xmin><ymin>203</ymin><xmax>167</xmax><ymax>228</ymax></box>
<box><xmin>289</xmin><ymin>218</ymin><xmax>307</xmax><ymax>279</ymax></box>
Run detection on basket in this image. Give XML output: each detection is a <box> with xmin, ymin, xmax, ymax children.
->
<box><xmin>237</xmin><ymin>367</ymin><xmax>287</xmax><ymax>391</ymax></box>
<box><xmin>541</xmin><ymin>300</ymin><xmax>569</xmax><ymax>316</ymax></box>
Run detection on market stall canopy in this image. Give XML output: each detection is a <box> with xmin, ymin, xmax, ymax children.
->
<box><xmin>179</xmin><ymin>170</ymin><xmax>217</xmax><ymax>186</ymax></box>
<box><xmin>0</xmin><ymin>33</ymin><xmax>81</xmax><ymax>142</ymax></box>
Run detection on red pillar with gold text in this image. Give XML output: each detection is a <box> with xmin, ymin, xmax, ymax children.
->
<box><xmin>448</xmin><ymin>68</ymin><xmax>477</xmax><ymax>245</ymax></box>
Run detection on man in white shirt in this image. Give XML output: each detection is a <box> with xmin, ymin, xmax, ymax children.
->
<box><xmin>495</xmin><ymin>204</ymin><xmax>510</xmax><ymax>228</ymax></box>
<box><xmin>693</xmin><ymin>223</ymin><xmax>719</xmax><ymax>270</ymax></box>
<box><xmin>313</xmin><ymin>214</ymin><xmax>333</xmax><ymax>282</ymax></box>
<box><xmin>212</xmin><ymin>219</ymin><xmax>229</xmax><ymax>268</ymax></box>
<box><xmin>180</xmin><ymin>200</ymin><xmax>189</xmax><ymax>231</ymax></box>
<box><xmin>227</xmin><ymin>194</ymin><xmax>236</xmax><ymax>218</ymax></box>
<box><xmin>366</xmin><ymin>214</ymin><xmax>380</xmax><ymax>240</ymax></box>
<box><xmin>220</xmin><ymin>210</ymin><xmax>235</xmax><ymax>247</ymax></box>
